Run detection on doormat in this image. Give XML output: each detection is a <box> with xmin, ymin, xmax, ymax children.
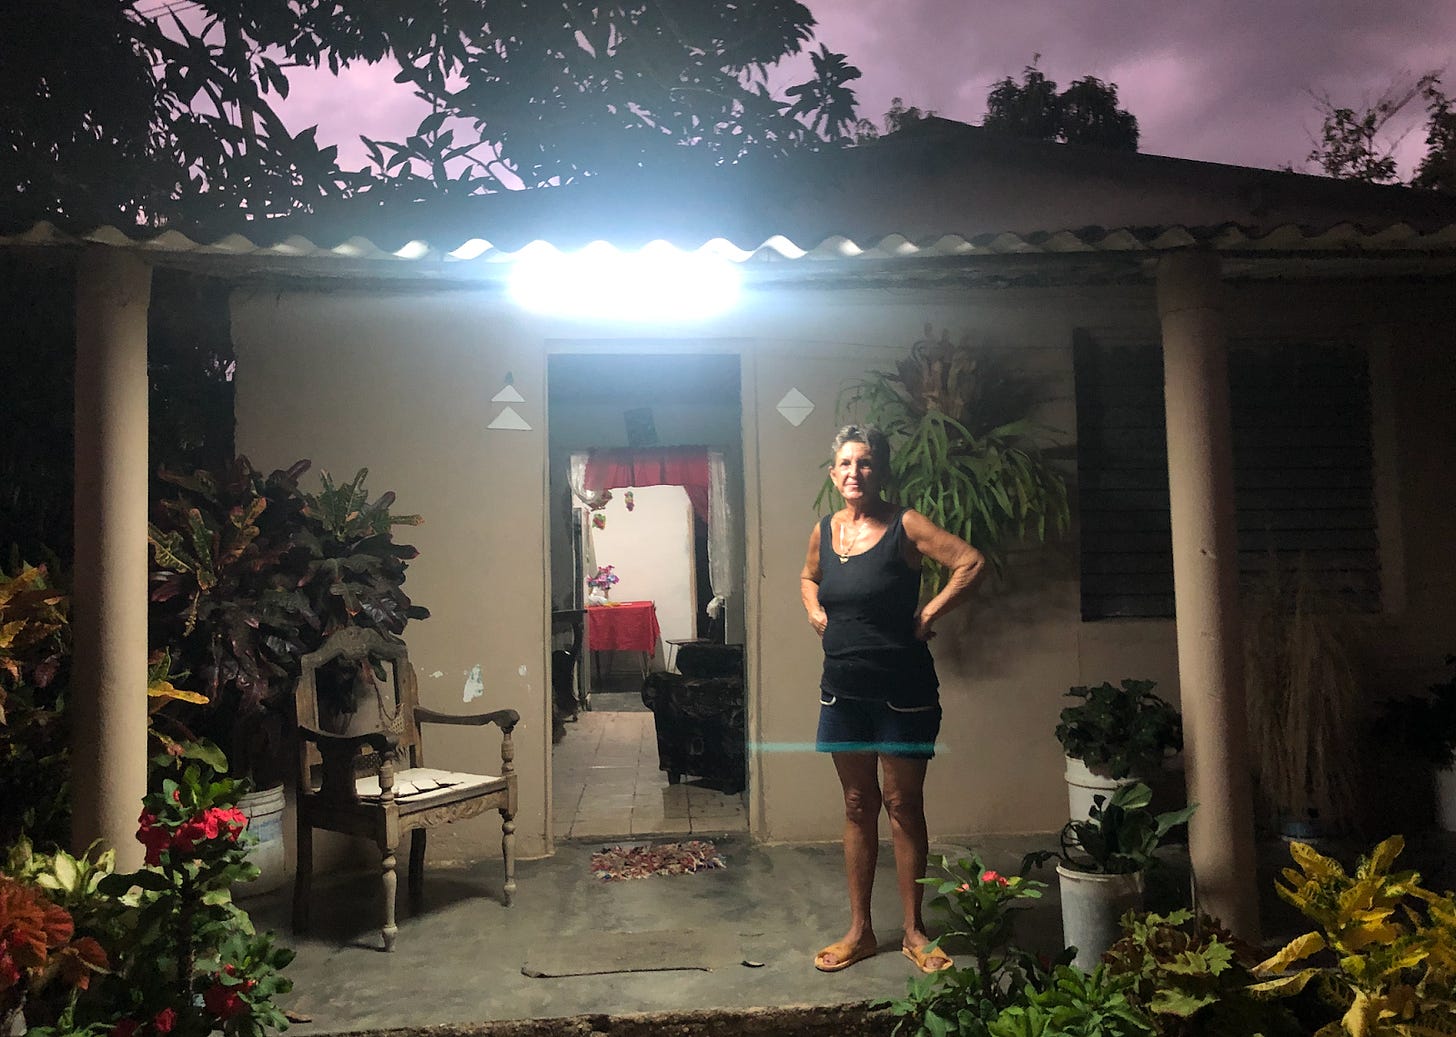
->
<box><xmin>521</xmin><ymin>928</ymin><xmax>739</xmax><ymax>977</ymax></box>
<box><xmin>589</xmin><ymin>840</ymin><xmax>725</xmax><ymax>881</ymax></box>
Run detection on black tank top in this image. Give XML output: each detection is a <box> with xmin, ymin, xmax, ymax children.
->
<box><xmin>818</xmin><ymin>508</ymin><xmax>938</xmax><ymax>706</ymax></box>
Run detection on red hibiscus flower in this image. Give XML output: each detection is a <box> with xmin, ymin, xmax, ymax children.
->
<box><xmin>214</xmin><ymin>807</ymin><xmax>248</xmax><ymax>841</ymax></box>
<box><xmin>152</xmin><ymin>1007</ymin><xmax>177</xmax><ymax>1033</ymax></box>
<box><xmin>204</xmin><ymin>981</ymin><xmax>248</xmax><ymax>1020</ymax></box>
<box><xmin>136</xmin><ymin>811</ymin><xmax>171</xmax><ymax>866</ymax></box>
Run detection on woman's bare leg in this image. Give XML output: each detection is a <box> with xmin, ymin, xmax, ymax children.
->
<box><xmin>881</xmin><ymin>754</ymin><xmax>939</xmax><ymax>956</ymax></box>
<box><xmin>816</xmin><ymin>751</ymin><xmax>882</xmax><ymax>968</ymax></box>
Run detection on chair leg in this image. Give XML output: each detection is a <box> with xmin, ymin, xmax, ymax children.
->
<box><xmin>501</xmin><ymin>808</ymin><xmax>516</xmax><ymax>907</ymax></box>
<box><xmin>292</xmin><ymin>821</ymin><xmax>312</xmax><ymax>934</ymax></box>
<box><xmin>408</xmin><ymin>829</ymin><xmax>426</xmax><ymax>902</ymax></box>
<box><xmin>381</xmin><ymin>840</ymin><xmax>399</xmax><ymax>952</ymax></box>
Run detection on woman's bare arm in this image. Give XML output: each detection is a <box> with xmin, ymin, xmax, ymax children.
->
<box><xmin>902</xmin><ymin>509</ymin><xmax>986</xmax><ymax>640</ymax></box>
<box><xmin>800</xmin><ymin>522</ymin><xmax>827</xmax><ymax>636</ymax></box>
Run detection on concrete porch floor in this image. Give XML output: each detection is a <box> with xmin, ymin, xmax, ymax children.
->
<box><xmin>245</xmin><ymin>825</ymin><xmax>1456</xmax><ymax>1034</ymax></box>
<box><xmin>245</xmin><ymin>833</ymin><xmax>1058</xmax><ymax>1032</ymax></box>
<box><xmin>253</xmin><ymin>689</ymin><xmax>1456</xmax><ymax>1033</ymax></box>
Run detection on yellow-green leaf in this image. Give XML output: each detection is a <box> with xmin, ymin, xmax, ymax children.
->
<box><xmin>1367</xmin><ymin>835</ymin><xmax>1406</xmax><ymax>876</ymax></box>
<box><xmin>52</xmin><ymin>851</ymin><xmax>78</xmax><ymax>892</ymax></box>
<box><xmin>147</xmin><ymin>681</ymin><xmax>208</xmax><ymax>705</ymax></box>
<box><xmin>1255</xmin><ymin>931</ymin><xmax>1327</xmax><ymax>974</ymax></box>
<box><xmin>1248</xmin><ymin>968</ymin><xmax>1322</xmax><ymax>997</ymax></box>
<box><xmin>1290</xmin><ymin>840</ymin><xmax>1345</xmax><ymax>882</ymax></box>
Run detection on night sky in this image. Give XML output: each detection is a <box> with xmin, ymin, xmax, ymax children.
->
<box><xmin>279</xmin><ymin>0</ymin><xmax>1454</xmax><ymax>178</ymax></box>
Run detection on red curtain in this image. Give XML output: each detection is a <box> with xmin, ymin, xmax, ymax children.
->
<box><xmin>583</xmin><ymin>447</ymin><xmax>710</xmax><ymax>520</ymax></box>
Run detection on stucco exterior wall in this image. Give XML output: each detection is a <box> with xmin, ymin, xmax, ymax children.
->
<box><xmin>230</xmin><ymin>274</ymin><xmax>1456</xmax><ymax>861</ymax></box>
<box><xmin>232</xmin><ymin>290</ymin><xmax>554</xmax><ymax>861</ymax></box>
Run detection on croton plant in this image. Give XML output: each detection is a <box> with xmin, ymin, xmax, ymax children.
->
<box><xmin>147</xmin><ymin>458</ymin><xmax>429</xmax><ymax>782</ymax></box>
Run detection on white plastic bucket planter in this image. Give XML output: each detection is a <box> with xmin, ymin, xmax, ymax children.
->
<box><xmin>235</xmin><ymin>784</ymin><xmax>288</xmax><ymax>897</ymax></box>
<box><xmin>1056</xmin><ymin>865</ymin><xmax>1144</xmax><ymax>971</ymax></box>
<box><xmin>1064</xmin><ymin>755</ymin><xmax>1141</xmax><ymax>821</ymax></box>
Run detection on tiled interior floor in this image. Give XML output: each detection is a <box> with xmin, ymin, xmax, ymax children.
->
<box><xmin>552</xmin><ymin>705</ymin><xmax>748</xmax><ymax>841</ymax></box>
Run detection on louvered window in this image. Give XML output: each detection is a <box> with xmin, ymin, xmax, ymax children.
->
<box><xmin>1074</xmin><ymin>332</ymin><xmax>1380</xmax><ymax>620</ymax></box>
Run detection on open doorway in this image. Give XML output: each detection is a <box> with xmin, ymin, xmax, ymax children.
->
<box><xmin>546</xmin><ymin>353</ymin><xmax>747</xmax><ymax>843</ymax></box>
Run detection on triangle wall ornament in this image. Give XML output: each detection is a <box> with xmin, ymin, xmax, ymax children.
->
<box><xmin>487</xmin><ymin>406</ymin><xmax>532</xmax><ymax>431</ymax></box>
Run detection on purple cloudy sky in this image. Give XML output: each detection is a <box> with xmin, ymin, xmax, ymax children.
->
<box><xmin>278</xmin><ymin>0</ymin><xmax>1454</xmax><ymax>179</ymax></box>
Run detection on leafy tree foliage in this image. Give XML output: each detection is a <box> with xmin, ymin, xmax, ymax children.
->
<box><xmin>0</xmin><ymin>0</ymin><xmax>863</xmax><ymax>234</ymax></box>
<box><xmin>981</xmin><ymin>57</ymin><xmax>1139</xmax><ymax>151</ymax></box>
<box><xmin>853</xmin><ymin>96</ymin><xmax>938</xmax><ymax>143</ymax></box>
<box><xmin>346</xmin><ymin>0</ymin><xmax>860</xmax><ymax>194</ymax></box>
<box><xmin>0</xmin><ymin>1</ymin><xmax>342</xmax><ymax>235</ymax></box>
<box><xmin>1413</xmin><ymin>81</ymin><xmax>1456</xmax><ymax>192</ymax></box>
<box><xmin>1304</xmin><ymin>72</ymin><xmax>1454</xmax><ymax>192</ymax></box>
<box><xmin>785</xmin><ymin>45</ymin><xmax>865</xmax><ymax>141</ymax></box>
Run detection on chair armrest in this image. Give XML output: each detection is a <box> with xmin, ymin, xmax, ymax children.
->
<box><xmin>414</xmin><ymin>706</ymin><xmax>520</xmax><ymax>732</ymax></box>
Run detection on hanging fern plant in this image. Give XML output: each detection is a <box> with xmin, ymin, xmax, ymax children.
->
<box><xmin>816</xmin><ymin>325</ymin><xmax>1070</xmax><ymax>592</ymax></box>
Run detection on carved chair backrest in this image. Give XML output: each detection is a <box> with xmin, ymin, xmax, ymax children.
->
<box><xmin>294</xmin><ymin>627</ymin><xmax>425</xmax><ymax>791</ymax></box>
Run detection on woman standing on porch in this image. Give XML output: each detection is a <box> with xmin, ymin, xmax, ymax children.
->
<box><xmin>800</xmin><ymin>423</ymin><xmax>985</xmax><ymax>974</ymax></box>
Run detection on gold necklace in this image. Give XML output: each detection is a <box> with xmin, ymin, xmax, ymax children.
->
<box><xmin>836</xmin><ymin>517</ymin><xmax>865</xmax><ymax>563</ymax></box>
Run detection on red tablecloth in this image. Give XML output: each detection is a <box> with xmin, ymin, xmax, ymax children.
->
<box><xmin>587</xmin><ymin>601</ymin><xmax>660</xmax><ymax>656</ymax></box>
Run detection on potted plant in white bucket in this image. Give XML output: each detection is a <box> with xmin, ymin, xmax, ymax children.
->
<box><xmin>149</xmin><ymin>459</ymin><xmax>429</xmax><ymax>897</ymax></box>
<box><xmin>1025</xmin><ymin>782</ymin><xmax>1195</xmax><ymax>971</ymax></box>
<box><xmin>1056</xmin><ymin>679</ymin><xmax>1183</xmax><ymax>821</ymax></box>
<box><xmin>1377</xmin><ymin>657</ymin><xmax>1456</xmax><ymax>831</ymax></box>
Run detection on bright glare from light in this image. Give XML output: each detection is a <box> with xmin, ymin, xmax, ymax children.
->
<box><xmin>507</xmin><ymin>243</ymin><xmax>741</xmax><ymax>321</ymax></box>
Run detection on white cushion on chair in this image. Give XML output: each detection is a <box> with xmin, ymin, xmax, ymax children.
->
<box><xmin>355</xmin><ymin>767</ymin><xmax>506</xmax><ymax>805</ymax></box>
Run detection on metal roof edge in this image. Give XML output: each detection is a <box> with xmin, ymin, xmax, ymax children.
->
<box><xmin>6</xmin><ymin>220</ymin><xmax>1456</xmax><ymax>273</ymax></box>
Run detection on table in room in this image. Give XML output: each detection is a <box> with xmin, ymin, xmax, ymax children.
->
<box><xmin>585</xmin><ymin>600</ymin><xmax>661</xmax><ymax>686</ymax></box>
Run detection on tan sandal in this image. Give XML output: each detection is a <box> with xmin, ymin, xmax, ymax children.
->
<box><xmin>814</xmin><ymin>938</ymin><xmax>878</xmax><ymax>972</ymax></box>
<box><xmin>902</xmin><ymin>943</ymin><xmax>954</xmax><ymax>973</ymax></box>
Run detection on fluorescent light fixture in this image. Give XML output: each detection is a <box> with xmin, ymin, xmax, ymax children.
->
<box><xmin>507</xmin><ymin>241</ymin><xmax>740</xmax><ymax>321</ymax></box>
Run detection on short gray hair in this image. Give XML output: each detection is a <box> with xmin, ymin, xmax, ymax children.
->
<box><xmin>831</xmin><ymin>423</ymin><xmax>891</xmax><ymax>470</ymax></box>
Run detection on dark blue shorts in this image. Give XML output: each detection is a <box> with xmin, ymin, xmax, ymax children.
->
<box><xmin>815</xmin><ymin>692</ymin><xmax>942</xmax><ymax>760</ymax></box>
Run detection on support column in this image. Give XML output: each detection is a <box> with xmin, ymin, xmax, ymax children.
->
<box><xmin>71</xmin><ymin>247</ymin><xmax>152</xmax><ymax>868</ymax></box>
<box><xmin>1156</xmin><ymin>252</ymin><xmax>1259</xmax><ymax>940</ymax></box>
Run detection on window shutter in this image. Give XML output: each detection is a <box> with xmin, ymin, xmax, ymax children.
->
<box><xmin>1074</xmin><ymin>331</ymin><xmax>1379</xmax><ymax>620</ymax></box>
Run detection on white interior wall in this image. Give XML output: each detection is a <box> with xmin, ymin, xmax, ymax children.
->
<box><xmin>587</xmin><ymin>484</ymin><xmax>696</xmax><ymax>669</ymax></box>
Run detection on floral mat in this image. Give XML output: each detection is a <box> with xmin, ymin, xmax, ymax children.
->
<box><xmin>589</xmin><ymin>839</ymin><xmax>726</xmax><ymax>881</ymax></box>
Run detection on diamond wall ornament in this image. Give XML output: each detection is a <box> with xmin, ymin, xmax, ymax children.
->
<box><xmin>487</xmin><ymin>406</ymin><xmax>532</xmax><ymax>431</ymax></box>
<box><xmin>776</xmin><ymin>388</ymin><xmax>815</xmax><ymax>427</ymax></box>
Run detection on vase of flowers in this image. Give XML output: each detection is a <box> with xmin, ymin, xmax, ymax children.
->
<box><xmin>586</xmin><ymin>564</ymin><xmax>620</xmax><ymax>605</ymax></box>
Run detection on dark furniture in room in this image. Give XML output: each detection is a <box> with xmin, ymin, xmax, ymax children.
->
<box><xmin>640</xmin><ymin>643</ymin><xmax>745</xmax><ymax>793</ymax></box>
<box><xmin>550</xmin><ymin>608</ymin><xmax>585</xmax><ymax>740</ymax></box>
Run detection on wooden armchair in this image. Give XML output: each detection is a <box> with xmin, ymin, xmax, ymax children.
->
<box><xmin>291</xmin><ymin>627</ymin><xmax>519</xmax><ymax>951</ymax></box>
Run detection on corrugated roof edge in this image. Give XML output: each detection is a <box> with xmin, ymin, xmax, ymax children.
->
<box><xmin>6</xmin><ymin>220</ymin><xmax>1456</xmax><ymax>271</ymax></box>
